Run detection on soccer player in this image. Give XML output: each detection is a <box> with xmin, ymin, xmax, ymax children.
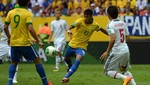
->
<box><xmin>4</xmin><ymin>0</ymin><xmax>51</xmax><ymax>85</ymax></box>
<box><xmin>61</xmin><ymin>8</ymin><xmax>108</xmax><ymax>83</ymax></box>
<box><xmin>48</xmin><ymin>8</ymin><xmax>68</xmax><ymax>71</ymax></box>
<box><xmin>0</xmin><ymin>22</ymin><xmax>18</xmax><ymax>83</ymax></box>
<box><xmin>100</xmin><ymin>6</ymin><xmax>136</xmax><ymax>85</ymax></box>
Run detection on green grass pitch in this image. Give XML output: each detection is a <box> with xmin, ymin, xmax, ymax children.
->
<box><xmin>0</xmin><ymin>63</ymin><xmax>150</xmax><ymax>85</ymax></box>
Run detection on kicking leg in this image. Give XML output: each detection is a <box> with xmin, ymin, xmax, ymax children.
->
<box><xmin>62</xmin><ymin>54</ymin><xmax>83</xmax><ymax>83</ymax></box>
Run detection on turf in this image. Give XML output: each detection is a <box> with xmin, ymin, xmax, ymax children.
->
<box><xmin>0</xmin><ymin>63</ymin><xmax>150</xmax><ymax>85</ymax></box>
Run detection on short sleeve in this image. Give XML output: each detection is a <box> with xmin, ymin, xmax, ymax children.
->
<box><xmin>71</xmin><ymin>18</ymin><xmax>83</xmax><ymax>28</ymax></box>
<box><xmin>94</xmin><ymin>22</ymin><xmax>101</xmax><ymax>31</ymax></box>
<box><xmin>51</xmin><ymin>22</ymin><xmax>54</xmax><ymax>31</ymax></box>
<box><xmin>5</xmin><ymin>11</ymin><xmax>11</xmax><ymax>25</ymax></box>
<box><xmin>107</xmin><ymin>25</ymin><xmax>115</xmax><ymax>35</ymax></box>
<box><xmin>26</xmin><ymin>12</ymin><xmax>33</xmax><ymax>25</ymax></box>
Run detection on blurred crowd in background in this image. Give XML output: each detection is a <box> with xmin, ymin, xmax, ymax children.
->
<box><xmin>0</xmin><ymin>0</ymin><xmax>150</xmax><ymax>17</ymax></box>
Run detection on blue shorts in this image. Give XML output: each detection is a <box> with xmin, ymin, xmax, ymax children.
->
<box><xmin>11</xmin><ymin>46</ymin><xmax>39</xmax><ymax>62</ymax></box>
<box><xmin>64</xmin><ymin>46</ymin><xmax>86</xmax><ymax>58</ymax></box>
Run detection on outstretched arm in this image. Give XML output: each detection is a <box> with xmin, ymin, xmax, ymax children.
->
<box><xmin>48</xmin><ymin>31</ymin><xmax>53</xmax><ymax>44</ymax></box>
<box><xmin>27</xmin><ymin>24</ymin><xmax>44</xmax><ymax>48</ymax></box>
<box><xmin>100</xmin><ymin>33</ymin><xmax>115</xmax><ymax>60</ymax></box>
<box><xmin>67</xmin><ymin>26</ymin><xmax>74</xmax><ymax>40</ymax></box>
<box><xmin>99</xmin><ymin>27</ymin><xmax>108</xmax><ymax>35</ymax></box>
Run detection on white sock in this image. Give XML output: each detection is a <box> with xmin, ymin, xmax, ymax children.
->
<box><xmin>122</xmin><ymin>71</ymin><xmax>136</xmax><ymax>85</ymax></box>
<box><xmin>13</xmin><ymin>65</ymin><xmax>18</xmax><ymax>81</ymax></box>
<box><xmin>106</xmin><ymin>71</ymin><xmax>127</xmax><ymax>80</ymax></box>
<box><xmin>55</xmin><ymin>56</ymin><xmax>61</xmax><ymax>70</ymax></box>
<box><xmin>61</xmin><ymin>56</ymin><xmax>68</xmax><ymax>67</ymax></box>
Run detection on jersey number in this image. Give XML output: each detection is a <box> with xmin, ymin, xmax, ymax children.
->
<box><xmin>14</xmin><ymin>15</ymin><xmax>20</xmax><ymax>28</ymax></box>
<box><xmin>119</xmin><ymin>29</ymin><xmax>124</xmax><ymax>43</ymax></box>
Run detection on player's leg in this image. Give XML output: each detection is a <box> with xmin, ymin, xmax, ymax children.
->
<box><xmin>104</xmin><ymin>53</ymin><xmax>131</xmax><ymax>85</ymax></box>
<box><xmin>53</xmin><ymin>44</ymin><xmax>61</xmax><ymax>71</ymax></box>
<box><xmin>59</xmin><ymin>43</ymin><xmax>68</xmax><ymax>67</ymax></box>
<box><xmin>0</xmin><ymin>45</ymin><xmax>10</xmax><ymax>64</ymax></box>
<box><xmin>62</xmin><ymin>48</ymin><xmax>85</xmax><ymax>83</ymax></box>
<box><xmin>63</xmin><ymin>46</ymin><xmax>77</xmax><ymax>72</ymax></box>
<box><xmin>7</xmin><ymin>48</ymin><xmax>19</xmax><ymax>83</ymax></box>
<box><xmin>22</xmin><ymin>46</ymin><xmax>49</xmax><ymax>85</ymax></box>
<box><xmin>13</xmin><ymin>65</ymin><xmax>18</xmax><ymax>83</ymax></box>
<box><xmin>0</xmin><ymin>54</ymin><xmax>8</xmax><ymax>64</ymax></box>
<box><xmin>8</xmin><ymin>47</ymin><xmax>20</xmax><ymax>85</ymax></box>
<box><xmin>120</xmin><ymin>53</ymin><xmax>136</xmax><ymax>85</ymax></box>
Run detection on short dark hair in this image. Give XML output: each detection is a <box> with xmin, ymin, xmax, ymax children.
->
<box><xmin>107</xmin><ymin>6</ymin><xmax>118</xmax><ymax>19</ymax></box>
<box><xmin>84</xmin><ymin>9</ymin><xmax>93</xmax><ymax>16</ymax></box>
<box><xmin>44</xmin><ymin>22</ymin><xmax>48</xmax><ymax>26</ymax></box>
<box><xmin>18</xmin><ymin>0</ymin><xmax>30</xmax><ymax>7</ymax></box>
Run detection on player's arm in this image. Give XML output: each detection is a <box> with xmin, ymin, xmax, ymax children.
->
<box><xmin>67</xmin><ymin>19</ymin><xmax>81</xmax><ymax>39</ymax></box>
<box><xmin>99</xmin><ymin>27</ymin><xmax>108</xmax><ymax>35</ymax></box>
<box><xmin>27</xmin><ymin>24</ymin><xmax>43</xmax><ymax>47</ymax></box>
<box><xmin>100</xmin><ymin>33</ymin><xmax>115</xmax><ymax>60</ymax></box>
<box><xmin>106</xmin><ymin>33</ymin><xmax>115</xmax><ymax>53</ymax></box>
<box><xmin>4</xmin><ymin>24</ymin><xmax>10</xmax><ymax>45</ymax></box>
<box><xmin>124</xmin><ymin>24</ymin><xmax>130</xmax><ymax>42</ymax></box>
<box><xmin>48</xmin><ymin>22</ymin><xmax>54</xmax><ymax>44</ymax></box>
<box><xmin>67</xmin><ymin>25</ymin><xmax>74</xmax><ymax>40</ymax></box>
<box><xmin>48</xmin><ymin>31</ymin><xmax>53</xmax><ymax>44</ymax></box>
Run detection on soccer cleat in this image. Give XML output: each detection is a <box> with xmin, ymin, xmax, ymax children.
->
<box><xmin>13</xmin><ymin>80</ymin><xmax>18</xmax><ymax>83</ymax></box>
<box><xmin>123</xmin><ymin>76</ymin><xmax>132</xmax><ymax>85</ymax></box>
<box><xmin>53</xmin><ymin>68</ymin><xmax>59</xmax><ymax>72</ymax></box>
<box><xmin>48</xmin><ymin>81</ymin><xmax>53</xmax><ymax>85</ymax></box>
<box><xmin>61</xmin><ymin>78</ymin><xmax>69</xmax><ymax>83</ymax></box>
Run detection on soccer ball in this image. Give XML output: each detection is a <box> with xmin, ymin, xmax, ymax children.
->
<box><xmin>45</xmin><ymin>46</ymin><xmax>57</xmax><ymax>57</ymax></box>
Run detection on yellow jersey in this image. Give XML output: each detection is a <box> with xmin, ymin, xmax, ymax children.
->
<box><xmin>69</xmin><ymin>18</ymin><xmax>101</xmax><ymax>50</ymax></box>
<box><xmin>5</xmin><ymin>6</ymin><xmax>33</xmax><ymax>46</ymax></box>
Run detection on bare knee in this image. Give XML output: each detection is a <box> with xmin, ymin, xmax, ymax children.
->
<box><xmin>33</xmin><ymin>57</ymin><xmax>41</xmax><ymax>64</ymax></box>
<box><xmin>76</xmin><ymin>54</ymin><xmax>83</xmax><ymax>61</ymax></box>
<box><xmin>10</xmin><ymin>61</ymin><xmax>18</xmax><ymax>66</ymax></box>
<box><xmin>120</xmin><ymin>66</ymin><xmax>127</xmax><ymax>72</ymax></box>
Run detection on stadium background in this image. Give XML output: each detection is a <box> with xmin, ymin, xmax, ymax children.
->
<box><xmin>2</xmin><ymin>16</ymin><xmax>147</xmax><ymax>64</ymax></box>
<box><xmin>1</xmin><ymin>0</ymin><xmax>150</xmax><ymax>64</ymax></box>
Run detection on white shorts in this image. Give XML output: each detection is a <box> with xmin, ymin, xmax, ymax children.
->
<box><xmin>0</xmin><ymin>44</ymin><xmax>10</xmax><ymax>62</ymax></box>
<box><xmin>54</xmin><ymin>43</ymin><xmax>66</xmax><ymax>54</ymax></box>
<box><xmin>0</xmin><ymin>53</ymin><xmax>9</xmax><ymax>63</ymax></box>
<box><xmin>104</xmin><ymin>52</ymin><xmax>130</xmax><ymax>71</ymax></box>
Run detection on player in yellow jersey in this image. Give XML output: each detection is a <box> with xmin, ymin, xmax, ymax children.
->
<box><xmin>61</xmin><ymin>9</ymin><xmax>108</xmax><ymax>83</ymax></box>
<box><xmin>4</xmin><ymin>0</ymin><xmax>52</xmax><ymax>85</ymax></box>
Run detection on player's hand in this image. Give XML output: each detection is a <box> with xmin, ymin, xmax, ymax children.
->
<box><xmin>100</xmin><ymin>51</ymin><xmax>109</xmax><ymax>60</ymax></box>
<box><xmin>38</xmin><ymin>41</ymin><xmax>44</xmax><ymax>48</ymax></box>
<box><xmin>68</xmin><ymin>31</ymin><xmax>73</xmax><ymax>41</ymax></box>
